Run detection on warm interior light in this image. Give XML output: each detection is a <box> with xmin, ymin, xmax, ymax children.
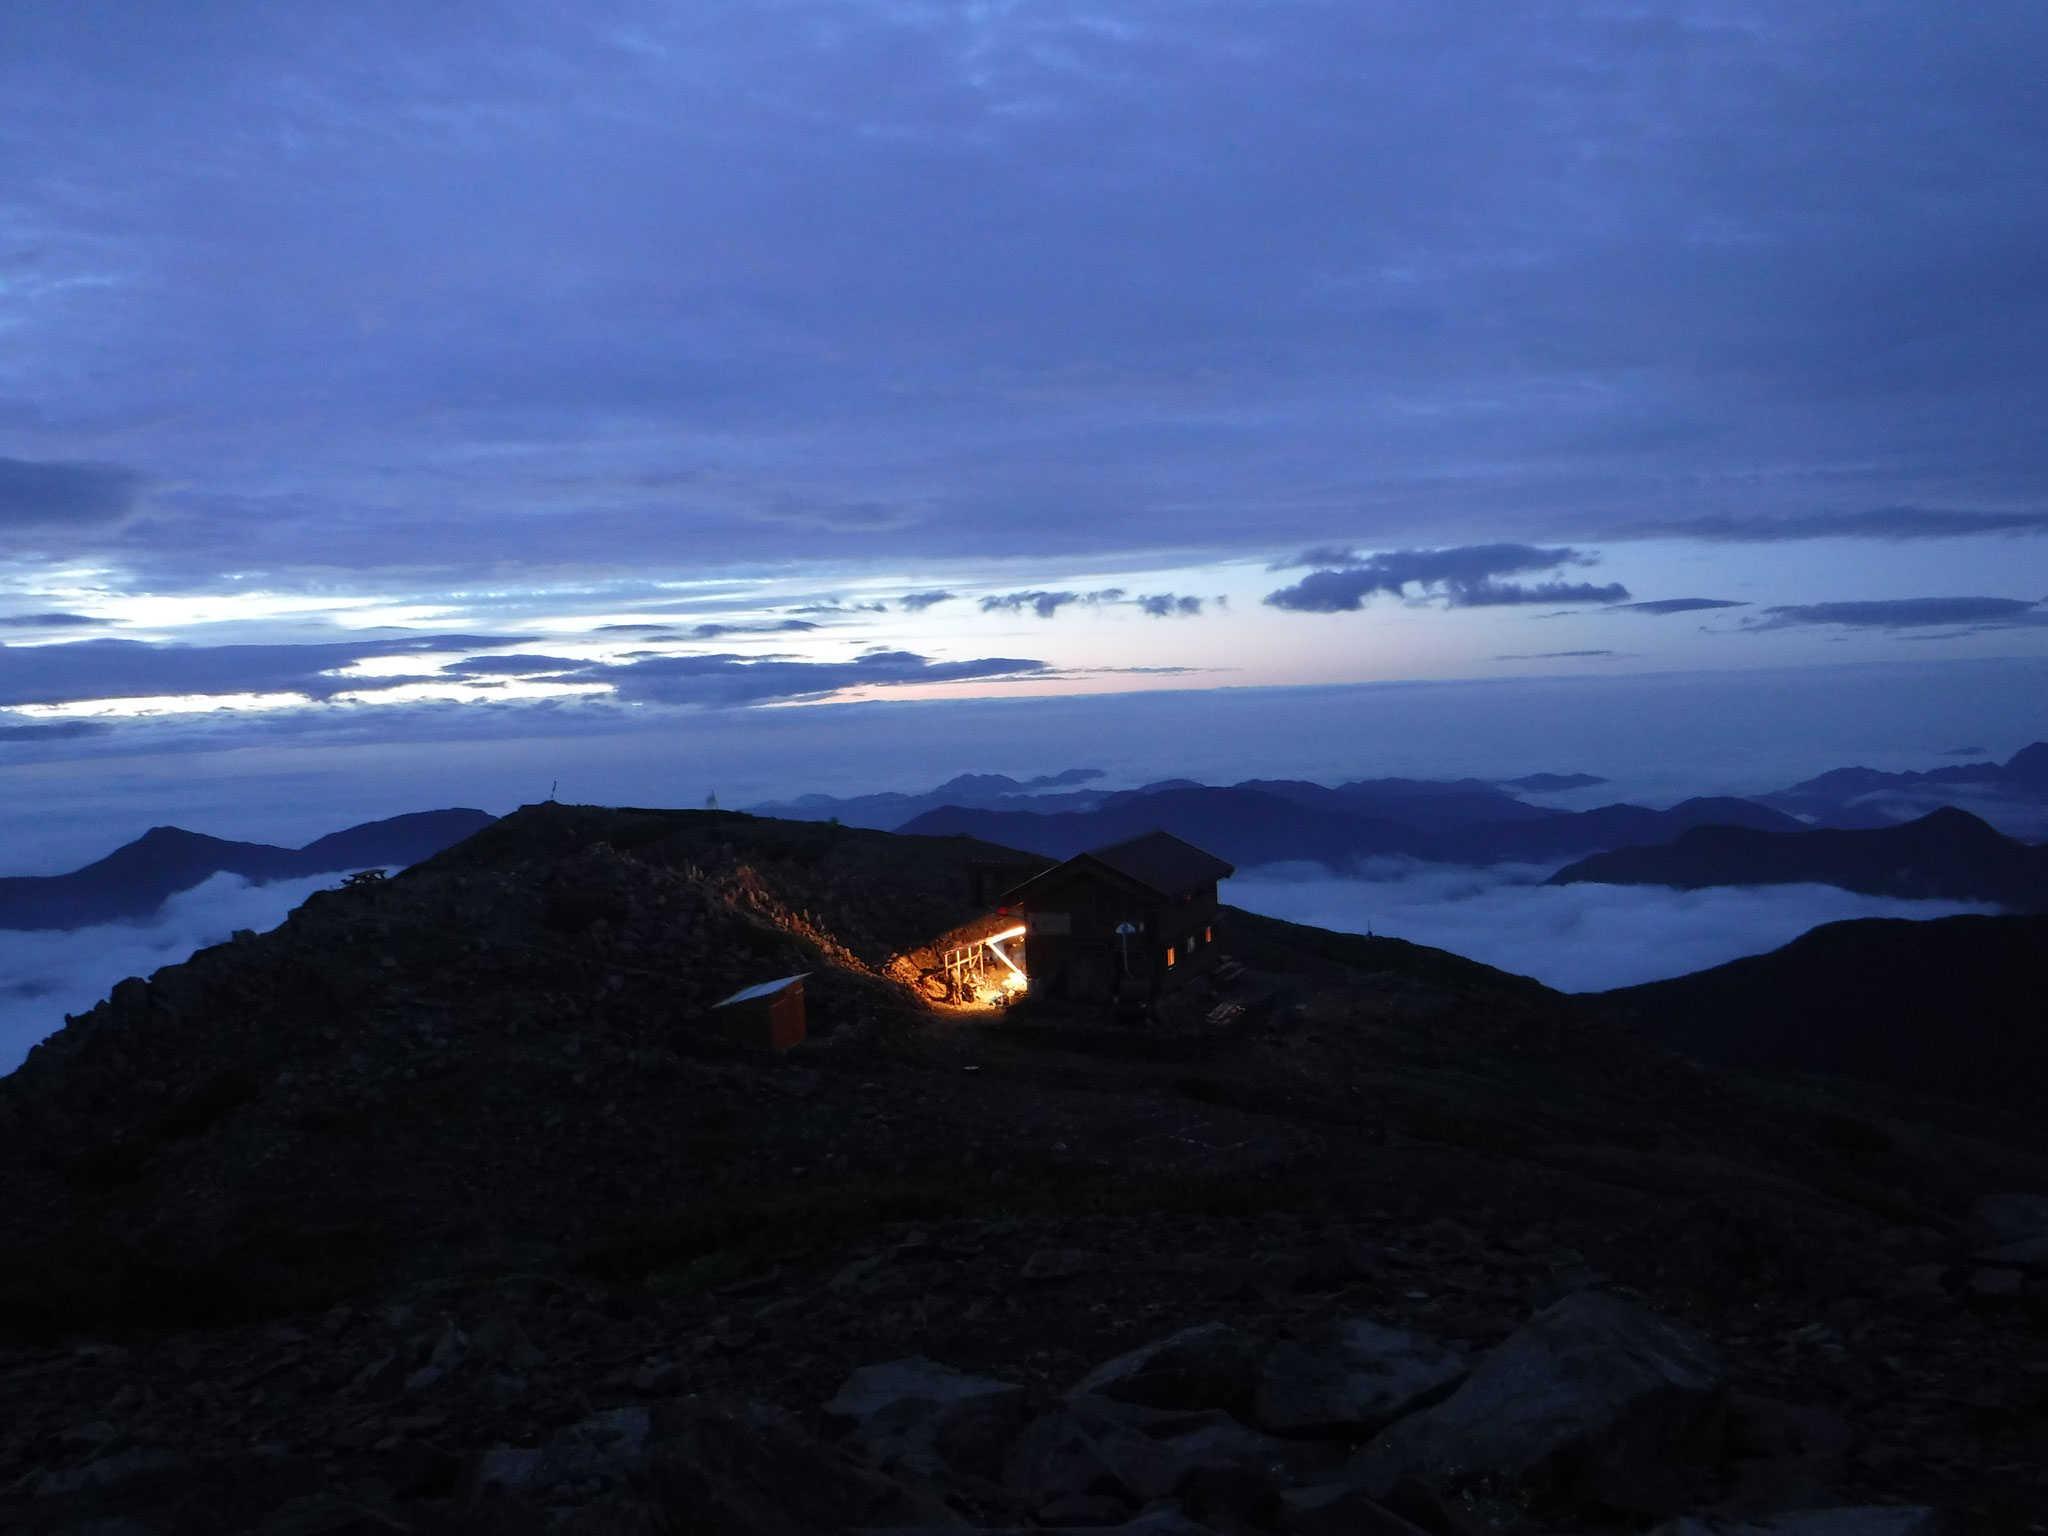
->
<box><xmin>984</xmin><ymin>924</ymin><xmax>1028</xmax><ymax>986</ymax></box>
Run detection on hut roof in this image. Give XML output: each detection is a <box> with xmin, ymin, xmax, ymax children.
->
<box><xmin>1002</xmin><ymin>830</ymin><xmax>1234</xmax><ymax>905</ymax></box>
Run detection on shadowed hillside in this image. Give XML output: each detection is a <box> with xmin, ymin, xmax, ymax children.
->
<box><xmin>1592</xmin><ymin>913</ymin><xmax>2048</xmax><ymax>1121</ymax></box>
<box><xmin>0</xmin><ymin>804</ymin><xmax>2043</xmax><ymax>1533</ymax></box>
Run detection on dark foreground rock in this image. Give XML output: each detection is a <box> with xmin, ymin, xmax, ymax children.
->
<box><xmin>1253</xmin><ymin>1319</ymin><xmax>1468</xmax><ymax>1438</ymax></box>
<box><xmin>406</xmin><ymin>1304</ymin><xmax>1931</xmax><ymax>1535</ymax></box>
<box><xmin>1353</xmin><ymin>1289</ymin><xmax>1727</xmax><ymax>1515</ymax></box>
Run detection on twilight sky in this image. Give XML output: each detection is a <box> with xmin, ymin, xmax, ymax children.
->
<box><xmin>1</xmin><ymin>1</ymin><xmax>2046</xmax><ymax>856</ymax></box>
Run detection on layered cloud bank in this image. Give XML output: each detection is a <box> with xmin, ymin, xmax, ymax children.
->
<box><xmin>0</xmin><ymin>872</ymin><xmax>339</xmax><ymax>1073</ymax></box>
<box><xmin>1223</xmin><ymin>863</ymin><xmax>1997</xmax><ymax>994</ymax></box>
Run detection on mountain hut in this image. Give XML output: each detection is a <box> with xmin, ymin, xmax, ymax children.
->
<box><xmin>996</xmin><ymin>830</ymin><xmax>1235</xmax><ymax>1003</ymax></box>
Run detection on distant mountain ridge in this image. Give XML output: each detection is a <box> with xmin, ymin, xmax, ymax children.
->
<box><xmin>898</xmin><ymin>786</ymin><xmax>1803</xmax><ymax>871</ymax></box>
<box><xmin>0</xmin><ymin>808</ymin><xmax>497</xmax><ymax>931</ymax></box>
<box><xmin>1757</xmin><ymin>741</ymin><xmax>2048</xmax><ymax>834</ymax></box>
<box><xmin>749</xmin><ymin>769</ymin><xmax>1111</xmax><ymax>829</ymax></box>
<box><xmin>749</xmin><ymin>768</ymin><xmax>1582</xmax><ymax>832</ymax></box>
<box><xmin>754</xmin><ymin>743</ymin><xmax>2048</xmax><ymax>841</ymax></box>
<box><xmin>1549</xmin><ymin>806</ymin><xmax>2048</xmax><ymax>911</ymax></box>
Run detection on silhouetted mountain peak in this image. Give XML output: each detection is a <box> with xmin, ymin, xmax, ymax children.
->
<box><xmin>2005</xmin><ymin>740</ymin><xmax>2048</xmax><ymax>789</ymax></box>
<box><xmin>1552</xmin><ymin>805</ymin><xmax>2048</xmax><ymax>910</ymax></box>
<box><xmin>0</xmin><ymin>808</ymin><xmax>498</xmax><ymax>931</ymax></box>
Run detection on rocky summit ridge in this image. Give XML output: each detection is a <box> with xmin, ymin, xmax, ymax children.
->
<box><xmin>0</xmin><ymin>803</ymin><xmax>2044</xmax><ymax>1535</ymax></box>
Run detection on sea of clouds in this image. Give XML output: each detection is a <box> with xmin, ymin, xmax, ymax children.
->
<box><xmin>0</xmin><ymin>872</ymin><xmax>344</xmax><ymax>1073</ymax></box>
<box><xmin>1222</xmin><ymin>861</ymin><xmax>1999</xmax><ymax>994</ymax></box>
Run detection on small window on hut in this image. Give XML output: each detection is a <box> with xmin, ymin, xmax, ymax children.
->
<box><xmin>1204</xmin><ymin>926</ymin><xmax>1213</xmax><ymax>944</ymax></box>
<box><xmin>1166</xmin><ymin>946</ymin><xmax>1176</xmax><ymax>968</ymax></box>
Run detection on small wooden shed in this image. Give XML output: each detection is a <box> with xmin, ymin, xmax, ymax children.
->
<box><xmin>712</xmin><ymin>973</ymin><xmax>809</xmax><ymax>1050</ymax></box>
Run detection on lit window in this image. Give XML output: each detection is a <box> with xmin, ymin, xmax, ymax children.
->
<box><xmin>1166</xmin><ymin>947</ymin><xmax>1176</xmax><ymax>967</ymax></box>
<box><xmin>1204</xmin><ymin>926</ymin><xmax>1212</xmax><ymax>943</ymax></box>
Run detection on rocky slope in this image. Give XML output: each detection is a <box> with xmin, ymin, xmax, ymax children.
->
<box><xmin>0</xmin><ymin>804</ymin><xmax>2044</xmax><ymax>1535</ymax></box>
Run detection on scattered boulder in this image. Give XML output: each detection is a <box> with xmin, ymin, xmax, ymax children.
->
<box><xmin>1650</xmin><ymin>1509</ymin><xmax>1937</xmax><ymax>1536</ymax></box>
<box><xmin>1070</xmin><ymin>1322</ymin><xmax>1266</xmax><ymax>1414</ymax></box>
<box><xmin>1020</xmin><ymin>1248</ymin><xmax>1108</xmax><ymax>1284</ymax></box>
<box><xmin>1177</xmin><ymin>1462</ymin><xmax>1282</xmax><ymax>1528</ymax></box>
<box><xmin>466</xmin><ymin>1408</ymin><xmax>652</xmax><ymax>1511</ymax></box>
<box><xmin>1974</xmin><ymin>1233</ymin><xmax>2048</xmax><ymax>1271</ymax></box>
<box><xmin>1143</xmin><ymin>1407</ymin><xmax>1340</xmax><ymax>1488</ymax></box>
<box><xmin>1004</xmin><ymin>1395</ymin><xmax>1336</xmax><ymax>1525</ymax></box>
<box><xmin>535</xmin><ymin>1406</ymin><xmax>652</xmax><ymax>1499</ymax></box>
<box><xmin>453</xmin><ymin>1480</ymin><xmax>552</xmax><ymax>1535</ymax></box>
<box><xmin>467</xmin><ymin>1444</ymin><xmax>545</xmax><ymax>1497</ymax></box>
<box><xmin>1352</xmin><ymin>1289</ymin><xmax>1727</xmax><ymax>1517</ymax></box>
<box><xmin>827</xmin><ymin>1357</ymin><xmax>1023</xmax><ymax>1424</ymax></box>
<box><xmin>1970</xmin><ymin>1193</ymin><xmax>2048</xmax><ymax>1271</ymax></box>
<box><xmin>827</xmin><ymin>1357</ymin><xmax>1034</xmax><ymax>1483</ymax></box>
<box><xmin>29</xmin><ymin>1444</ymin><xmax>200</xmax><ymax>1502</ymax></box>
<box><xmin>1970</xmin><ymin>1191</ymin><xmax>2048</xmax><ymax>1246</ymax></box>
<box><xmin>380</xmin><ymin>1437</ymin><xmax>461</xmax><ymax>1500</ymax></box>
<box><xmin>1715</xmin><ymin>1393</ymin><xmax>1855</xmax><ymax>1517</ymax></box>
<box><xmin>645</xmin><ymin>1398</ymin><xmax>959</xmax><ymax>1534</ymax></box>
<box><xmin>1253</xmin><ymin>1319</ymin><xmax>1469</xmax><ymax>1438</ymax></box>
<box><xmin>1963</xmin><ymin>1266</ymin><xmax>2025</xmax><ymax>1303</ymax></box>
<box><xmin>475</xmin><ymin>1311</ymin><xmax>546</xmax><ymax>1370</ymax></box>
<box><xmin>1003</xmin><ymin>1398</ymin><xmax>1187</xmax><ymax>1518</ymax></box>
<box><xmin>243</xmin><ymin>1491</ymin><xmax>412</xmax><ymax>1534</ymax></box>
<box><xmin>1281</xmin><ymin>1483</ymin><xmax>1436</xmax><ymax>1536</ymax></box>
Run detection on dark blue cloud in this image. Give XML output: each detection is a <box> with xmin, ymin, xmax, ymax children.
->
<box><xmin>447</xmin><ymin>654</ymin><xmax>585</xmax><ymax>676</ymax></box>
<box><xmin>1138</xmin><ymin>594</ymin><xmax>1202</xmax><ymax>617</ymax></box>
<box><xmin>1744</xmin><ymin>597</ymin><xmax>2048</xmax><ymax>631</ymax></box>
<box><xmin>0</xmin><ymin>635</ymin><xmax>533</xmax><ymax>707</ymax></box>
<box><xmin>0</xmin><ymin>459</ymin><xmax>147</xmax><ymax>531</ymax></box>
<box><xmin>1455</xmin><ymin>581</ymin><xmax>1630</xmax><ymax>608</ymax></box>
<box><xmin>0</xmin><ymin>612</ymin><xmax>104</xmax><ymax>628</ymax></box>
<box><xmin>1617</xmin><ymin>598</ymin><xmax>1748</xmax><ymax>615</ymax></box>
<box><xmin>899</xmin><ymin>591</ymin><xmax>954</xmax><ymax>612</ymax></box>
<box><xmin>980</xmin><ymin>589</ymin><xmax>1125</xmax><ymax>618</ymax></box>
<box><xmin>1621</xmin><ymin>509</ymin><xmax>2048</xmax><ymax>543</ymax></box>
<box><xmin>686</xmin><ymin>620</ymin><xmax>818</xmax><ymax>638</ymax></box>
<box><xmin>1</xmin><ymin>4</ymin><xmax>2042</xmax><ymax>577</ymax></box>
<box><xmin>591</xmin><ymin>649</ymin><xmax>1046</xmax><ymax>707</ymax></box>
<box><xmin>0</xmin><ymin>720</ymin><xmax>109</xmax><ymax>741</ymax></box>
<box><xmin>1265</xmin><ymin>545</ymin><xmax>1627</xmax><ymax>613</ymax></box>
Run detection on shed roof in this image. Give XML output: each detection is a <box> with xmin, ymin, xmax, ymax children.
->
<box><xmin>1002</xmin><ymin>829</ymin><xmax>1234</xmax><ymax>905</ymax></box>
<box><xmin>713</xmin><ymin>973</ymin><xmax>809</xmax><ymax>1008</ymax></box>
